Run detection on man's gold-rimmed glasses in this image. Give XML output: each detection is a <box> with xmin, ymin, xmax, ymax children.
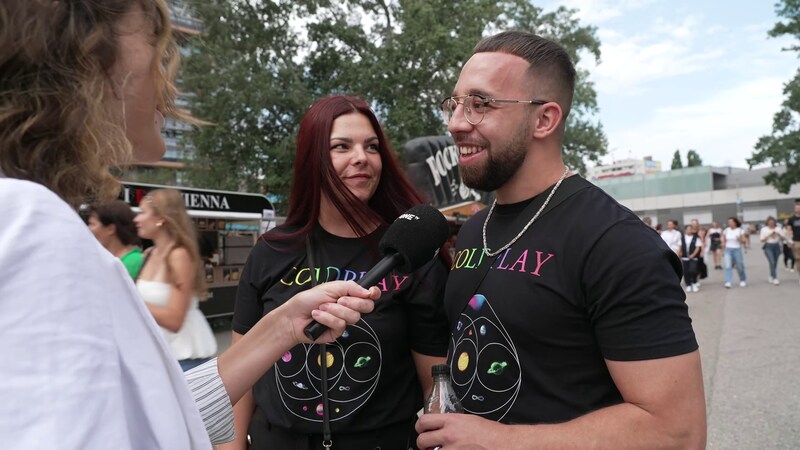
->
<box><xmin>440</xmin><ymin>94</ymin><xmax>549</xmax><ymax>125</ymax></box>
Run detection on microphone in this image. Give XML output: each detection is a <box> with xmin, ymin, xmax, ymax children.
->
<box><xmin>303</xmin><ymin>204</ymin><xmax>450</xmax><ymax>340</ymax></box>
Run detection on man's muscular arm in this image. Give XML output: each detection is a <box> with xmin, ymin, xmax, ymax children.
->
<box><xmin>417</xmin><ymin>350</ymin><xmax>706</xmax><ymax>450</ymax></box>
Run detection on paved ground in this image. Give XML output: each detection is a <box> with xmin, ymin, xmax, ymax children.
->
<box><xmin>691</xmin><ymin>239</ymin><xmax>800</xmax><ymax>449</ymax></box>
<box><xmin>215</xmin><ymin>237</ymin><xmax>800</xmax><ymax>448</ymax></box>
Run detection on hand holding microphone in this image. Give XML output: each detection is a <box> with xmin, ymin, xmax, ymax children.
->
<box><xmin>304</xmin><ymin>204</ymin><xmax>450</xmax><ymax>340</ymax></box>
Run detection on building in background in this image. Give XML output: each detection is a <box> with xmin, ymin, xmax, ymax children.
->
<box><xmin>593</xmin><ymin>165</ymin><xmax>799</xmax><ymax>228</ymax></box>
<box><xmin>123</xmin><ymin>0</ymin><xmax>201</xmax><ymax>185</ymax></box>
<box><xmin>587</xmin><ymin>156</ymin><xmax>662</xmax><ymax>180</ymax></box>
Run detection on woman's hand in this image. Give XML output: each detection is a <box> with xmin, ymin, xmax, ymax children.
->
<box><xmin>279</xmin><ymin>281</ymin><xmax>381</xmax><ymax>345</ymax></box>
<box><xmin>217</xmin><ymin>280</ymin><xmax>380</xmax><ymax>405</ymax></box>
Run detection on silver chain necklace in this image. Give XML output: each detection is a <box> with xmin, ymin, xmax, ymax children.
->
<box><xmin>482</xmin><ymin>166</ymin><xmax>570</xmax><ymax>257</ymax></box>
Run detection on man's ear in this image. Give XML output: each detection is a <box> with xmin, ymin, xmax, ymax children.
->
<box><xmin>531</xmin><ymin>102</ymin><xmax>564</xmax><ymax>139</ymax></box>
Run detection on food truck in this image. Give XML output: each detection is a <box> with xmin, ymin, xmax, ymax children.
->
<box><xmin>119</xmin><ymin>182</ymin><xmax>276</xmax><ymax>321</ymax></box>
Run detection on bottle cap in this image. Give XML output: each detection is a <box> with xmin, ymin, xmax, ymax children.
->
<box><xmin>431</xmin><ymin>364</ymin><xmax>450</xmax><ymax>376</ymax></box>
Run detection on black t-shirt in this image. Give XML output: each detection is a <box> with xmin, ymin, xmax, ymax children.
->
<box><xmin>789</xmin><ymin>215</ymin><xmax>800</xmax><ymax>242</ymax></box>
<box><xmin>233</xmin><ymin>224</ymin><xmax>449</xmax><ymax>435</ymax></box>
<box><xmin>444</xmin><ymin>177</ymin><xmax>698</xmax><ymax>424</ymax></box>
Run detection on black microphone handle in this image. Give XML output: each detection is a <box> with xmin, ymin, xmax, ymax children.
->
<box><xmin>303</xmin><ymin>252</ymin><xmax>404</xmax><ymax>340</ymax></box>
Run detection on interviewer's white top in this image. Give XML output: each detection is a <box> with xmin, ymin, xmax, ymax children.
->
<box><xmin>0</xmin><ymin>178</ymin><xmax>212</xmax><ymax>449</ymax></box>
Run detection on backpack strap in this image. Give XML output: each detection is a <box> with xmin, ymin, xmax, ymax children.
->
<box><xmin>306</xmin><ymin>235</ymin><xmax>333</xmax><ymax>449</ymax></box>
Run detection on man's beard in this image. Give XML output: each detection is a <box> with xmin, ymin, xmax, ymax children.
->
<box><xmin>460</xmin><ymin>122</ymin><xmax>529</xmax><ymax>193</ymax></box>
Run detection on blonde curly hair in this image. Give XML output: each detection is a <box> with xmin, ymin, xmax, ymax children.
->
<box><xmin>0</xmin><ymin>0</ymin><xmax>187</xmax><ymax>207</ymax></box>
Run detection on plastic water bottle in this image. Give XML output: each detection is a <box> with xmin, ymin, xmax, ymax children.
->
<box><xmin>424</xmin><ymin>364</ymin><xmax>463</xmax><ymax>414</ymax></box>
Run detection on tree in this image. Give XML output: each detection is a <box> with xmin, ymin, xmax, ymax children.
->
<box><xmin>747</xmin><ymin>0</ymin><xmax>800</xmax><ymax>193</ymax></box>
<box><xmin>182</xmin><ymin>0</ymin><xmax>607</xmax><ymax>211</ymax></box>
<box><xmin>671</xmin><ymin>150</ymin><xmax>683</xmax><ymax>170</ymax></box>
<box><xmin>686</xmin><ymin>149</ymin><xmax>703</xmax><ymax>167</ymax></box>
<box><xmin>181</xmin><ymin>0</ymin><xmax>325</xmax><ymax>212</ymax></box>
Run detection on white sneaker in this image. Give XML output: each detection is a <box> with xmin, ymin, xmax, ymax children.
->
<box><xmin>740</xmin><ymin>281</ymin><xmax>747</xmax><ymax>287</ymax></box>
<box><xmin>692</xmin><ymin>284</ymin><xmax>700</xmax><ymax>292</ymax></box>
<box><xmin>769</xmin><ymin>277</ymin><xmax>774</xmax><ymax>283</ymax></box>
<box><xmin>685</xmin><ymin>285</ymin><xmax>693</xmax><ymax>293</ymax></box>
<box><xmin>724</xmin><ymin>282</ymin><xmax>732</xmax><ymax>288</ymax></box>
<box><xmin>772</xmin><ymin>278</ymin><xmax>780</xmax><ymax>285</ymax></box>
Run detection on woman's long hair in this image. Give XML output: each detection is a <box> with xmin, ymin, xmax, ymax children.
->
<box><xmin>0</xmin><ymin>0</ymin><xmax>184</xmax><ymax>207</ymax></box>
<box><xmin>144</xmin><ymin>189</ymin><xmax>206</xmax><ymax>297</ymax></box>
<box><xmin>268</xmin><ymin>95</ymin><xmax>427</xmax><ymax>243</ymax></box>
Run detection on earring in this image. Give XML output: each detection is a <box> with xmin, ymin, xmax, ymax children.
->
<box><xmin>156</xmin><ymin>222</ymin><xmax>163</xmax><ymax>227</ymax></box>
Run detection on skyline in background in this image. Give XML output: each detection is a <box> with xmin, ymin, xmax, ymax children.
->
<box><xmin>539</xmin><ymin>0</ymin><xmax>796</xmax><ymax>170</ymax></box>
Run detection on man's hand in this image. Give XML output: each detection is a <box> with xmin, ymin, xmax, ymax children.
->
<box><xmin>416</xmin><ymin>413</ymin><xmax>509</xmax><ymax>450</ymax></box>
<box><xmin>279</xmin><ymin>280</ymin><xmax>381</xmax><ymax>345</ymax></box>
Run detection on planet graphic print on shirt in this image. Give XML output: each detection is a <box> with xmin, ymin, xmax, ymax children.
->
<box><xmin>276</xmin><ymin>319</ymin><xmax>382</xmax><ymax>422</ymax></box>
<box><xmin>448</xmin><ymin>294</ymin><xmax>521</xmax><ymax>421</ymax></box>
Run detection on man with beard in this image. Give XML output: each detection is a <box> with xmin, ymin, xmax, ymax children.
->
<box><xmin>416</xmin><ymin>31</ymin><xmax>706</xmax><ymax>449</ymax></box>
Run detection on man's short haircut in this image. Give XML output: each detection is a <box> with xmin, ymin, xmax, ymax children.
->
<box><xmin>472</xmin><ymin>31</ymin><xmax>576</xmax><ymax>119</ymax></box>
<box><xmin>86</xmin><ymin>200</ymin><xmax>140</xmax><ymax>246</ymax></box>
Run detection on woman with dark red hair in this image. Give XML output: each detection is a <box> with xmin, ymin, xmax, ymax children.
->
<box><xmin>226</xmin><ymin>96</ymin><xmax>450</xmax><ymax>449</ymax></box>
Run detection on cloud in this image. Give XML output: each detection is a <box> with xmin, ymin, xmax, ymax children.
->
<box><xmin>555</xmin><ymin>0</ymin><xmax>656</xmax><ymax>24</ymax></box>
<box><xmin>552</xmin><ymin>0</ymin><xmax>798</xmax><ymax>169</ymax></box>
<box><xmin>588</xmin><ymin>15</ymin><xmax>726</xmax><ymax>95</ymax></box>
<box><xmin>608</xmin><ymin>76</ymin><xmax>788</xmax><ymax>167</ymax></box>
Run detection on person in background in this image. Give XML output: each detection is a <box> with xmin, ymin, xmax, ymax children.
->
<box><xmin>787</xmin><ymin>200</ymin><xmax>800</xmax><ymax>285</ymax></box>
<box><xmin>741</xmin><ymin>223</ymin><xmax>752</xmax><ymax>252</ymax></box>
<box><xmin>224</xmin><ymin>96</ymin><xmax>450</xmax><ymax>450</ymax></box>
<box><xmin>760</xmin><ymin>216</ymin><xmax>783</xmax><ymax>286</ymax></box>
<box><xmin>721</xmin><ymin>216</ymin><xmax>748</xmax><ymax>288</ymax></box>
<box><xmin>134</xmin><ymin>188</ymin><xmax>218</xmax><ymax>372</ymax></box>
<box><xmin>708</xmin><ymin>221</ymin><xmax>723</xmax><ymax>270</ymax></box>
<box><xmin>660</xmin><ymin>219</ymin><xmax>683</xmax><ymax>256</ymax></box>
<box><xmin>86</xmin><ymin>200</ymin><xmax>143</xmax><ymax>279</ymax></box>
<box><xmin>681</xmin><ymin>224</ymin><xmax>702</xmax><ymax>292</ymax></box>
<box><xmin>690</xmin><ymin>218</ymin><xmax>707</xmax><ymax>285</ymax></box>
<box><xmin>416</xmin><ymin>31</ymin><xmax>704</xmax><ymax>450</ymax></box>
<box><xmin>642</xmin><ymin>216</ymin><xmax>655</xmax><ymax>229</ymax></box>
<box><xmin>0</xmin><ymin>1</ymin><xmax>377</xmax><ymax>447</ymax></box>
<box><xmin>782</xmin><ymin>218</ymin><xmax>796</xmax><ymax>273</ymax></box>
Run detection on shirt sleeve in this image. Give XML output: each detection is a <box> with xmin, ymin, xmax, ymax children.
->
<box><xmin>185</xmin><ymin>358</ymin><xmax>235</xmax><ymax>444</ymax></box>
<box><xmin>402</xmin><ymin>257</ymin><xmax>451</xmax><ymax>356</ymax></box>
<box><xmin>121</xmin><ymin>250</ymin><xmax>143</xmax><ymax>279</ymax></box>
<box><xmin>232</xmin><ymin>240</ymin><xmax>269</xmax><ymax>335</ymax></box>
<box><xmin>583</xmin><ymin>219</ymin><xmax>699</xmax><ymax>361</ymax></box>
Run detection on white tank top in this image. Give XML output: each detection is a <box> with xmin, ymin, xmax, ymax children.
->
<box><xmin>136</xmin><ymin>280</ymin><xmax>217</xmax><ymax>360</ymax></box>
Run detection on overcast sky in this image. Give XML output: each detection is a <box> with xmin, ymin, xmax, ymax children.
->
<box><xmin>538</xmin><ymin>0</ymin><xmax>797</xmax><ymax>169</ymax></box>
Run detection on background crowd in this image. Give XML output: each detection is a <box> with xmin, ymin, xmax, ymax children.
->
<box><xmin>650</xmin><ymin>206</ymin><xmax>799</xmax><ymax>291</ymax></box>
